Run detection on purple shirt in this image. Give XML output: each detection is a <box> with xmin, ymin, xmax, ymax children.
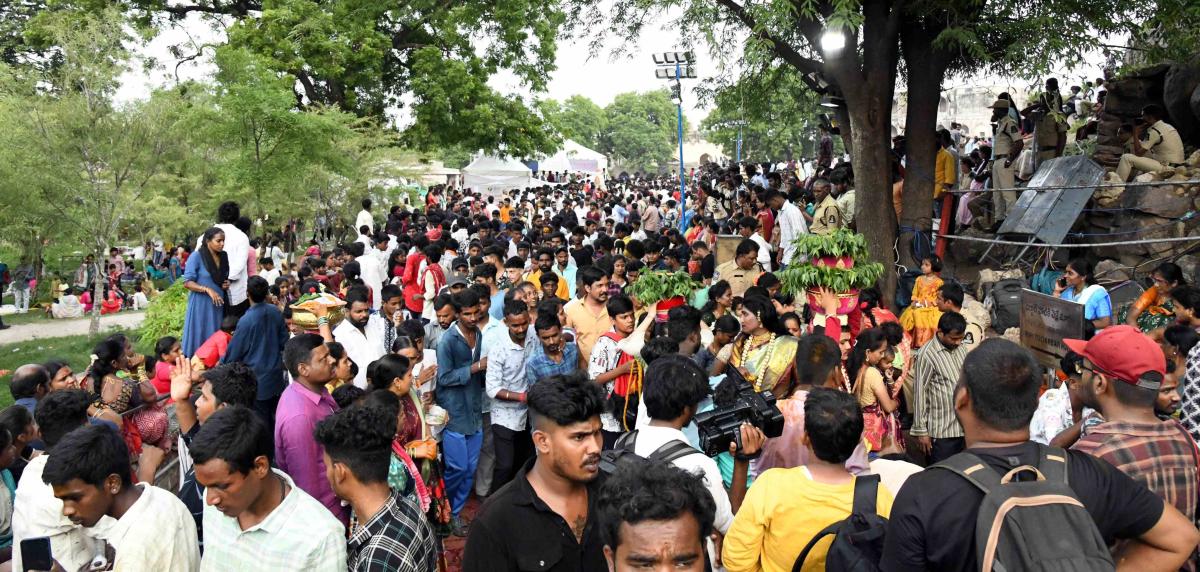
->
<box><xmin>274</xmin><ymin>382</ymin><xmax>345</xmax><ymax>522</ymax></box>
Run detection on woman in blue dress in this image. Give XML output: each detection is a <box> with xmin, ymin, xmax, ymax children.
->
<box><xmin>182</xmin><ymin>227</ymin><xmax>230</xmax><ymax>356</ymax></box>
<box><xmin>1053</xmin><ymin>257</ymin><xmax>1112</xmax><ymax>331</ymax></box>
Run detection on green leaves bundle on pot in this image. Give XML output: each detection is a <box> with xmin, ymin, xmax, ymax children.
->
<box><xmin>779</xmin><ymin>230</ymin><xmax>885</xmax><ymax>295</ymax></box>
<box><xmin>627</xmin><ymin>270</ymin><xmax>700</xmax><ymax>305</ymax></box>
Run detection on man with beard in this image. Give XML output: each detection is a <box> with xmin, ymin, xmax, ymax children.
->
<box><xmin>463</xmin><ymin>372</ymin><xmax>607</xmax><ymax>572</ymax></box>
<box><xmin>527</xmin><ymin>248</ymin><xmax>569</xmax><ymax>301</ymax></box>
<box><xmin>1066</xmin><ymin>326</ymin><xmax>1200</xmax><ymax>566</ymax></box>
<box><xmin>485</xmin><ymin>300</ymin><xmax>539</xmax><ymax>490</ymax></box>
<box><xmin>436</xmin><ymin>289</ymin><xmax>487</xmax><ymax>536</ymax></box>
<box><xmin>426</xmin><ymin>293</ymin><xmax>457</xmax><ymax>349</ymax></box>
<box><xmin>527</xmin><ymin>314</ymin><xmax>585</xmax><ymax>384</ymax></box>
<box><xmin>333</xmin><ymin>287</ymin><xmax>386</xmax><ymax>388</ymax></box>
<box><xmin>565</xmin><ymin>266</ymin><xmax>612</xmax><ymax>362</ymax></box>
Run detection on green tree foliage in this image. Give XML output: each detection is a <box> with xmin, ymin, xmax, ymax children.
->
<box><xmin>700</xmin><ymin>66</ymin><xmax>823</xmax><ymax>161</ymax></box>
<box><xmin>117</xmin><ymin>0</ymin><xmax>564</xmax><ymax>156</ymax></box>
<box><xmin>551</xmin><ymin>95</ymin><xmax>609</xmax><ymax>150</ymax></box>
<box><xmin>602</xmin><ymin>89</ymin><xmax>688</xmax><ymax>173</ymax></box>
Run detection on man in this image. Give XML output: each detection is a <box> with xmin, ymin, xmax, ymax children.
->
<box><xmin>1024</xmin><ymin>78</ymin><xmax>1068</xmax><ymax>162</ymax></box>
<box><xmin>598</xmin><ymin>461</ymin><xmax>715</xmax><ymax>572</ymax></box>
<box><xmin>772</xmin><ymin>188</ymin><xmax>811</xmax><ymax>268</ymax></box>
<box><xmin>988</xmin><ymin>98</ymin><xmax>1023</xmax><ymax>220</ymax></box>
<box><xmin>1116</xmin><ymin>104</ymin><xmax>1185</xmax><ymax>182</ymax></box>
<box><xmin>474</xmin><ymin>264</ymin><xmax>507</xmax><ymax>321</ymax></box>
<box><xmin>436</xmin><ymin>289</ymin><xmax>487</xmax><ymax>535</ymax></box>
<box><xmin>724</xmin><ymin>388</ymin><xmax>893</xmax><ymax>571</ymax></box>
<box><xmin>259</xmin><ymin>257</ymin><xmax>281</xmax><ymax>284</ymax></box>
<box><xmin>356</xmin><ymin>197</ymin><xmax>374</xmax><ymax>235</ymax></box>
<box><xmin>882</xmin><ymin>339</ymin><xmax>1200</xmax><ymax>571</ymax></box>
<box><xmin>503</xmin><ymin>256</ymin><xmax>526</xmax><ymax>291</ymax></box>
<box><xmin>588</xmin><ymin>295</ymin><xmax>638</xmax><ymax>444</ymax></box>
<box><xmin>192</xmin><ymin>406</ymin><xmax>347</xmax><ymax>571</ymax></box>
<box><xmin>632</xmin><ymin>356</ymin><xmax>739</xmax><ymax>545</ymax></box>
<box><xmin>565</xmin><ymin>266</ymin><xmax>612</xmax><ymax>363</ymax></box>
<box><xmin>554</xmin><ymin>246</ymin><xmax>577</xmax><ymax>292</ymax></box>
<box><xmin>832</xmin><ymin>172</ymin><xmax>856</xmax><ymax>229</ymax></box>
<box><xmin>43</xmin><ymin>425</ymin><xmax>200</xmax><ymax>571</ymax></box>
<box><xmin>204</xmin><ymin>201</ymin><xmax>251</xmax><ymax>317</ymax></box>
<box><xmin>427</xmin><ymin>294</ymin><xmax>457</xmax><ymax>349</ymax></box>
<box><xmin>737</xmin><ymin>217</ymin><xmax>772</xmax><ymax>272</ymax></box>
<box><xmin>807</xmin><ymin>179</ymin><xmax>842</xmax><ymax>236</ymax></box>
<box><xmin>935</xmin><ymin>282</ymin><xmax>983</xmax><ymax>352</ymax></box>
<box><xmin>1066</xmin><ymin>326</ymin><xmax>1199</xmax><ymax>567</ymax></box>
<box><xmin>315</xmin><ymin>405</ymin><xmax>437</xmax><ymax>572</ymax></box>
<box><xmin>527</xmin><ymin>248</ymin><xmax>570</xmax><ymax>301</ymax></box>
<box><xmin>358</xmin><ymin>233</ymin><xmax>391</xmax><ymax>310</ymax></box>
<box><xmin>817</xmin><ymin>124</ymin><xmax>834</xmax><ymax>170</ymax></box>
<box><xmin>485</xmin><ymin>300</ymin><xmax>539</xmax><ymax>491</ymax></box>
<box><xmin>470</xmin><ymin>284</ymin><xmax>504</xmax><ymax>499</ymax></box>
<box><xmin>13</xmin><ymin>390</ymin><xmax>110</xmax><ymax>572</ymax></box>
<box><xmin>275</xmin><ymin>334</ymin><xmax>344</xmax><ymax>522</ymax></box>
<box><xmin>641</xmin><ymin>196</ymin><xmax>662</xmax><ymax>234</ymax></box>
<box><xmin>934</xmin><ymin>129</ymin><xmax>957</xmax><ymax>220</ymax></box>
<box><xmin>910</xmin><ymin>312</ymin><xmax>969</xmax><ymax>463</ymax></box>
<box><xmin>333</xmin><ymin>288</ymin><xmax>387</xmax><ymax>388</ymax></box>
<box><xmin>527</xmin><ymin>314</ymin><xmax>585</xmax><ymax>384</ymax></box>
<box><xmin>713</xmin><ymin>239</ymin><xmax>764</xmax><ymax>298</ymax></box>
<box><xmin>463</xmin><ymin>373</ymin><xmax>608</xmax><ymax>571</ymax></box>
<box><xmin>10</xmin><ymin>364</ymin><xmax>48</xmax><ymax>414</ymax></box>
<box><xmin>223</xmin><ymin>275</ymin><xmax>289</xmax><ymax>427</ymax></box>
<box><xmin>10</xmin><ymin>257</ymin><xmax>33</xmax><ymax>314</ymax></box>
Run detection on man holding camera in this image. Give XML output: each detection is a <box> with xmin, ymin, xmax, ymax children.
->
<box><xmin>988</xmin><ymin>98</ymin><xmax>1023</xmax><ymax>220</ymax></box>
<box><xmin>1116</xmin><ymin>104</ymin><xmax>1185</xmax><ymax>182</ymax></box>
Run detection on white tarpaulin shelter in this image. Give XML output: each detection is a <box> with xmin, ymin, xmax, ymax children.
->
<box><xmin>537</xmin><ymin>140</ymin><xmax>609</xmax><ymax>174</ymax></box>
<box><xmin>462</xmin><ymin>155</ymin><xmax>535</xmax><ymax>195</ymax></box>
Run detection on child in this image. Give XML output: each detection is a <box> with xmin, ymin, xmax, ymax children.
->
<box><xmin>131</xmin><ymin>284</ymin><xmax>150</xmax><ymax>310</ymax></box>
<box><xmin>898</xmin><ymin>255</ymin><xmax>944</xmax><ymax>347</ymax></box>
<box><xmin>151</xmin><ymin>336</ymin><xmax>181</xmax><ymax>401</ymax></box>
<box><xmin>191</xmin><ymin>315</ymin><xmax>238</xmax><ymax>371</ymax></box>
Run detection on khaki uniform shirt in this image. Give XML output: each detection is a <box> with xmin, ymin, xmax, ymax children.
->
<box><xmin>713</xmin><ymin>260</ymin><xmax>763</xmax><ymax>298</ymax></box>
<box><xmin>809</xmin><ymin>195</ymin><xmax>843</xmax><ymax>236</ymax></box>
<box><xmin>1144</xmin><ymin>120</ymin><xmax>1185</xmax><ymax>165</ymax></box>
<box><xmin>993</xmin><ymin>116</ymin><xmax>1020</xmax><ymax>156</ymax></box>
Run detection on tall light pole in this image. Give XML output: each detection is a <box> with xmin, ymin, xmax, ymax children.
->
<box><xmin>653</xmin><ymin>52</ymin><xmax>695</xmax><ymax>231</ymax></box>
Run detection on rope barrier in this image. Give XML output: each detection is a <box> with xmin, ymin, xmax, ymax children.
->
<box><xmin>936</xmin><ymin>233</ymin><xmax>1200</xmax><ymax>249</ymax></box>
<box><xmin>949</xmin><ymin>178</ymin><xmax>1200</xmax><ymax>194</ymax></box>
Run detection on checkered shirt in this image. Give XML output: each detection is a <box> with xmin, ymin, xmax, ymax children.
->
<box><xmin>348</xmin><ymin>493</ymin><xmax>438</xmax><ymax>572</ymax></box>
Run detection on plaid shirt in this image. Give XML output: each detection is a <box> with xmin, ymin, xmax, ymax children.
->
<box><xmin>348</xmin><ymin>493</ymin><xmax>437</xmax><ymax>572</ymax></box>
<box><xmin>1073</xmin><ymin>419</ymin><xmax>1200</xmax><ymax>569</ymax></box>
<box><xmin>525</xmin><ymin>342</ymin><xmax>580</xmax><ymax>386</ymax></box>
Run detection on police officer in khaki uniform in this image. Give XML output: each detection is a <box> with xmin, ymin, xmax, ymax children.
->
<box><xmin>807</xmin><ymin>178</ymin><xmax>843</xmax><ymax>236</ymax></box>
<box><xmin>1116</xmin><ymin>104</ymin><xmax>1185</xmax><ymax>181</ymax></box>
<box><xmin>988</xmin><ymin>99</ymin><xmax>1023</xmax><ymax>220</ymax></box>
<box><xmin>1023</xmin><ymin>78</ymin><xmax>1067</xmax><ymax>164</ymax></box>
<box><xmin>713</xmin><ymin>239</ymin><xmax>763</xmax><ymax>297</ymax></box>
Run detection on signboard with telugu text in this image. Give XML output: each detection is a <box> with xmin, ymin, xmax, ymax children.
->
<box><xmin>1020</xmin><ymin>289</ymin><xmax>1085</xmax><ymax>368</ymax></box>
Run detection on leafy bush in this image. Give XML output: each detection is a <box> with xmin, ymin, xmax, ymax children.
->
<box><xmin>779</xmin><ymin>229</ymin><xmax>886</xmax><ymax>294</ymax></box>
<box><xmin>139</xmin><ymin>281</ymin><xmax>188</xmax><ymax>344</ymax></box>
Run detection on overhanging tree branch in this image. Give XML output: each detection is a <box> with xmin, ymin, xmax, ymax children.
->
<box><xmin>712</xmin><ymin>0</ymin><xmax>824</xmax><ymax>75</ymax></box>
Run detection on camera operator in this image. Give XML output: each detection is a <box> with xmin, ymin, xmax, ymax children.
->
<box><xmin>630</xmin><ymin>354</ymin><xmax>765</xmax><ymax>541</ymax></box>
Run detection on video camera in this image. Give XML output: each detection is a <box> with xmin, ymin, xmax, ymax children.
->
<box><xmin>692</xmin><ymin>368</ymin><xmax>785</xmax><ymax>457</ymax></box>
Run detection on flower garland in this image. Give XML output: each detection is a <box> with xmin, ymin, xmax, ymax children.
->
<box><xmin>738</xmin><ymin>331</ymin><xmax>778</xmax><ymax>392</ymax></box>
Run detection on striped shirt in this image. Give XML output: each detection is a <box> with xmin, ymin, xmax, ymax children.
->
<box><xmin>910</xmin><ymin>336</ymin><xmax>968</xmax><ymax>439</ymax></box>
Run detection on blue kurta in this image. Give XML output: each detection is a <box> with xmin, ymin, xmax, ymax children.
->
<box><xmin>181</xmin><ymin>252</ymin><xmax>225</xmax><ymax>356</ymax></box>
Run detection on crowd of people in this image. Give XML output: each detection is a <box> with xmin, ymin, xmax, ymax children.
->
<box><xmin>0</xmin><ymin>76</ymin><xmax>1197</xmax><ymax>571</ymax></box>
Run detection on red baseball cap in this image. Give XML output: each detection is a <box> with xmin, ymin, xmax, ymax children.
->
<box><xmin>1063</xmin><ymin>325</ymin><xmax>1165</xmax><ymax>389</ymax></box>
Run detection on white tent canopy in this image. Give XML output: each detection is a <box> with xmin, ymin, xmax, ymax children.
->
<box><xmin>462</xmin><ymin>155</ymin><xmax>535</xmax><ymax>196</ymax></box>
<box><xmin>537</xmin><ymin>140</ymin><xmax>609</xmax><ymax>175</ymax></box>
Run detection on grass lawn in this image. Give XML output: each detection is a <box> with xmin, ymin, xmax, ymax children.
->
<box><xmin>0</xmin><ymin>329</ymin><xmax>150</xmax><ymax>410</ymax></box>
<box><xmin>0</xmin><ymin>311</ymin><xmax>52</xmax><ymax>327</ymax></box>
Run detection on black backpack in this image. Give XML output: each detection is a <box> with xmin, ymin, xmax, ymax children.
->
<box><xmin>987</xmin><ymin>278</ymin><xmax>1027</xmax><ymax>333</ymax></box>
<box><xmin>791</xmin><ymin>474</ymin><xmax>887</xmax><ymax>572</ymax></box>
<box><xmin>933</xmin><ymin>447</ymin><xmax>1115</xmax><ymax>572</ymax></box>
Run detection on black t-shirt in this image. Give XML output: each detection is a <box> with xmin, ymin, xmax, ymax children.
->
<box><xmin>881</xmin><ymin>442</ymin><xmax>1164</xmax><ymax>572</ymax></box>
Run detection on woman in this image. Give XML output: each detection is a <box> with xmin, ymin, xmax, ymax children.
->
<box><xmin>182</xmin><ymin>227</ymin><xmax>230</xmax><ymax>357</ymax></box>
<box><xmin>701</xmin><ymin>280</ymin><xmax>734</xmax><ymax>326</ymax></box>
<box><xmin>1053</xmin><ymin>257</ymin><xmax>1112</xmax><ymax>330</ymax></box>
<box><xmin>1119</xmin><ymin>262</ymin><xmax>1185</xmax><ymax>333</ymax></box>
<box><xmin>848</xmin><ymin>329</ymin><xmax>902</xmax><ymax>453</ymax></box>
<box><xmin>728</xmin><ymin>295</ymin><xmax>798</xmax><ymax>398</ymax></box>
<box><xmin>386</xmin><ymin>249</ymin><xmax>407</xmax><ymax>286</ymax></box>
<box><xmin>87</xmin><ymin>338</ymin><xmax>170</xmax><ymax>451</ymax></box>
<box><xmin>99</xmin><ymin>287</ymin><xmax>122</xmax><ymax>315</ymax></box>
<box><xmin>393</xmin><ymin>326</ymin><xmax>438</xmax><ymax>405</ymax></box>
<box><xmin>606</xmin><ymin>255</ymin><xmax>629</xmax><ymax>296</ymax></box>
<box><xmin>325</xmin><ymin>342</ymin><xmax>358</xmax><ymax>391</ymax></box>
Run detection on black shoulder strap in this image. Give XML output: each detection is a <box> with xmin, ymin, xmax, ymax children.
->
<box><xmin>1036</xmin><ymin>445</ymin><xmax>1070</xmax><ymax>485</ymax></box>
<box><xmin>792</xmin><ymin>520</ymin><xmax>843</xmax><ymax>572</ymax></box>
<box><xmin>852</xmin><ymin>474</ymin><xmax>880</xmax><ymax>517</ymax></box>
<box><xmin>648</xmin><ymin>439</ymin><xmax>701</xmax><ymax>464</ymax></box>
<box><xmin>615</xmin><ymin>430</ymin><xmax>637</xmax><ymax>452</ymax></box>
